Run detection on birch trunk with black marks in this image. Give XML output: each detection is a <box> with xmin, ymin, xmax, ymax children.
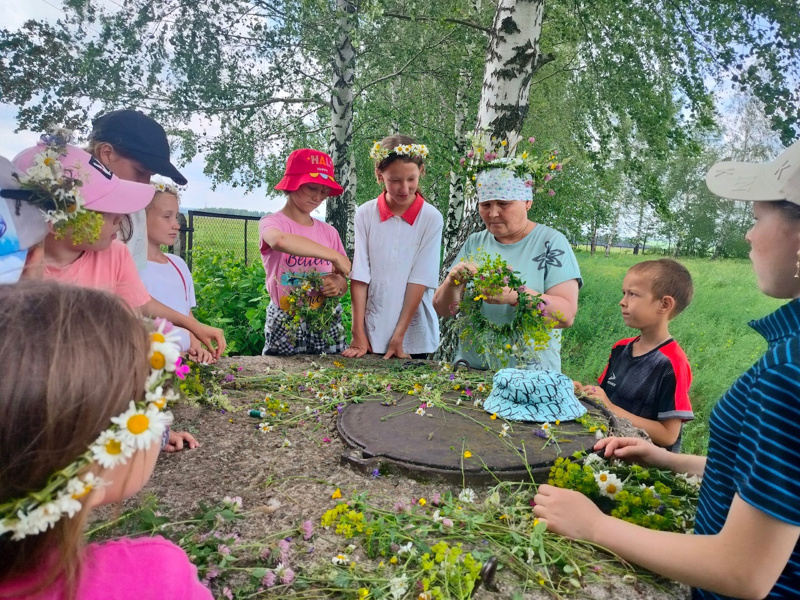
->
<box><xmin>442</xmin><ymin>0</ymin><xmax>547</xmax><ymax>271</ymax></box>
<box><xmin>436</xmin><ymin>0</ymin><xmax>547</xmax><ymax>362</ymax></box>
<box><xmin>327</xmin><ymin>0</ymin><xmax>357</xmax><ymax>252</ymax></box>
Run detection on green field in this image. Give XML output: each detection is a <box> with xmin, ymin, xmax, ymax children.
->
<box><xmin>187</xmin><ymin>220</ymin><xmax>779</xmax><ymax>455</ymax></box>
<box><xmin>561</xmin><ymin>251</ymin><xmax>782</xmax><ymax>455</ymax></box>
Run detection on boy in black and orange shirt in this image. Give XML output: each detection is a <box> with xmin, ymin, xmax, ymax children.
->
<box><xmin>576</xmin><ymin>259</ymin><xmax>694</xmax><ymax>452</ymax></box>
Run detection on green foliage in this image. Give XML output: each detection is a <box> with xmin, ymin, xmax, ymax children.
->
<box><xmin>191</xmin><ymin>249</ymin><xmax>269</xmax><ymax>356</ymax></box>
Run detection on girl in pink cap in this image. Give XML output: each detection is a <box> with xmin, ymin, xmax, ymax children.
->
<box><xmin>259</xmin><ymin>148</ymin><xmax>351</xmax><ymax>355</ymax></box>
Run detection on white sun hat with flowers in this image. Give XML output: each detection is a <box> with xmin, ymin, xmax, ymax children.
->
<box><xmin>0</xmin><ymin>318</ymin><xmax>186</xmax><ymax>541</ymax></box>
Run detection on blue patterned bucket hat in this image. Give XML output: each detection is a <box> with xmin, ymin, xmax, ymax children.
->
<box><xmin>483</xmin><ymin>368</ymin><xmax>587</xmax><ymax>422</ymax></box>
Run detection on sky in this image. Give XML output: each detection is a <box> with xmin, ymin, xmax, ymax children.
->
<box><xmin>0</xmin><ymin>0</ymin><xmax>327</xmax><ymax>218</ymax></box>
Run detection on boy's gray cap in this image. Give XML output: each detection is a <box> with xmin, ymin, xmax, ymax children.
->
<box><xmin>706</xmin><ymin>139</ymin><xmax>800</xmax><ymax>205</ymax></box>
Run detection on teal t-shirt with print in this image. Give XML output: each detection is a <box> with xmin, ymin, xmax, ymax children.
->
<box><xmin>451</xmin><ymin>224</ymin><xmax>582</xmax><ymax>372</ymax></box>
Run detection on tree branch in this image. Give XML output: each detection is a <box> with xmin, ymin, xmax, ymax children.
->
<box><xmin>357</xmin><ymin>30</ymin><xmax>456</xmax><ymax>96</ymax></box>
<box><xmin>382</xmin><ymin>11</ymin><xmax>491</xmax><ymax>34</ymax></box>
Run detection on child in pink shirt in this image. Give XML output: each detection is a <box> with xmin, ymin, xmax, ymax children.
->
<box><xmin>0</xmin><ymin>281</ymin><xmax>212</xmax><ymax>600</ymax></box>
<box><xmin>259</xmin><ymin>148</ymin><xmax>351</xmax><ymax>354</ymax></box>
<box><xmin>12</xmin><ymin>135</ymin><xmax>227</xmax><ymax>362</ymax></box>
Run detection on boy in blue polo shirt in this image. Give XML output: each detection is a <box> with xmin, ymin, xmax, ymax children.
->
<box><xmin>576</xmin><ymin>258</ymin><xmax>694</xmax><ymax>452</ymax></box>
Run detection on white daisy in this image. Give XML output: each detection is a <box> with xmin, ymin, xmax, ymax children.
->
<box><xmin>149</xmin><ymin>340</ymin><xmax>181</xmax><ymax>372</ymax></box>
<box><xmin>458</xmin><ymin>488</ymin><xmax>476</xmax><ymax>504</ymax></box>
<box><xmin>145</xmin><ymin>386</ymin><xmax>179</xmax><ymax>411</ymax></box>
<box><xmin>259</xmin><ymin>422</ymin><xmax>273</xmax><ymax>433</ymax></box>
<box><xmin>596</xmin><ymin>472</ymin><xmax>624</xmax><ymax>499</ymax></box>
<box><xmin>397</xmin><ymin>541</ymin><xmax>416</xmax><ymax>556</ymax></box>
<box><xmin>112</xmin><ymin>402</ymin><xmax>170</xmax><ymax>450</ymax></box>
<box><xmin>91</xmin><ymin>430</ymin><xmax>134</xmax><ymax>468</ymax></box>
<box><xmin>416</xmin><ymin>407</ymin><xmax>426</xmax><ymax>416</ymax></box>
<box><xmin>332</xmin><ymin>553</ymin><xmax>349</xmax><ymax>565</ymax></box>
<box><xmin>282</xmin><ymin>439</ymin><xmax>292</xmax><ymax>447</ymax></box>
<box><xmin>500</xmin><ymin>424</ymin><xmax>510</xmax><ymax>437</ymax></box>
<box><xmin>389</xmin><ymin>575</ymin><xmax>408</xmax><ymax>600</ymax></box>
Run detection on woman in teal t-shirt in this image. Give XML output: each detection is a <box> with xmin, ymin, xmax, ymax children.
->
<box><xmin>433</xmin><ymin>164</ymin><xmax>582</xmax><ymax>372</ymax></box>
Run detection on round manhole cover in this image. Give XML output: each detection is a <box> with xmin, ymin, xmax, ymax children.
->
<box><xmin>338</xmin><ymin>392</ymin><xmax>616</xmax><ymax>484</ymax></box>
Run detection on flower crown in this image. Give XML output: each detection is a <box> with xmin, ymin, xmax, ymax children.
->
<box><xmin>152</xmin><ymin>177</ymin><xmax>182</xmax><ymax>200</ymax></box>
<box><xmin>14</xmin><ymin>130</ymin><xmax>104</xmax><ymax>244</ymax></box>
<box><xmin>459</xmin><ymin>131</ymin><xmax>566</xmax><ymax>194</ymax></box>
<box><xmin>0</xmin><ymin>319</ymin><xmax>187</xmax><ymax>540</ymax></box>
<box><xmin>369</xmin><ymin>142</ymin><xmax>429</xmax><ymax>163</ymax></box>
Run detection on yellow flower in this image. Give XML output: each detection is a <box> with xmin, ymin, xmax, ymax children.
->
<box><xmin>359</xmin><ymin>589</ymin><xmax>369</xmax><ymax>599</ymax></box>
<box><xmin>463</xmin><ymin>451</ymin><xmax>472</xmax><ymax>458</ymax></box>
<box><xmin>500</xmin><ymin>140</ymin><xmax>507</xmax><ymax>146</ymax></box>
<box><xmin>390</xmin><ymin>556</ymin><xmax>398</xmax><ymax>564</ymax></box>
<box><xmin>419</xmin><ymin>498</ymin><xmax>427</xmax><ymax>506</ymax></box>
<box><xmin>490</xmin><ymin>413</ymin><xmax>497</xmax><ymax>420</ymax></box>
<box><xmin>473</xmin><ymin>294</ymin><xmax>487</xmax><ymax>301</ymax></box>
<box><xmin>521</xmin><ymin>151</ymin><xmax>528</xmax><ymax>159</ymax></box>
<box><xmin>332</xmin><ymin>488</ymin><xmax>342</xmax><ymax>499</ymax></box>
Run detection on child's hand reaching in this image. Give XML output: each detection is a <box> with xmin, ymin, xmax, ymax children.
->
<box><xmin>330</xmin><ymin>253</ymin><xmax>352</xmax><ymax>279</ymax></box>
<box><xmin>342</xmin><ymin>333</ymin><xmax>372</xmax><ymax>358</ymax></box>
<box><xmin>188</xmin><ymin>333</ymin><xmax>216</xmax><ymax>364</ymax></box>
<box><xmin>322</xmin><ymin>273</ymin><xmax>347</xmax><ymax>298</ymax></box>
<box><xmin>533</xmin><ymin>484</ymin><xmax>605</xmax><ymax>542</ymax></box>
<box><xmin>577</xmin><ymin>382</ymin><xmax>611</xmax><ymax>407</ymax></box>
<box><xmin>383</xmin><ymin>334</ymin><xmax>410</xmax><ymax>360</ymax></box>
<box><xmin>164</xmin><ymin>430</ymin><xmax>200</xmax><ymax>452</ymax></box>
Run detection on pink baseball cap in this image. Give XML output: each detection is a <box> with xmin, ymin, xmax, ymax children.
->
<box><xmin>12</xmin><ymin>143</ymin><xmax>155</xmax><ymax>214</ymax></box>
<box><xmin>274</xmin><ymin>148</ymin><xmax>344</xmax><ymax>196</ymax></box>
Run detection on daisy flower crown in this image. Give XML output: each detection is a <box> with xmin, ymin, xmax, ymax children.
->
<box><xmin>13</xmin><ymin>130</ymin><xmax>104</xmax><ymax>245</ymax></box>
<box><xmin>0</xmin><ymin>319</ymin><xmax>188</xmax><ymax>541</ymax></box>
<box><xmin>369</xmin><ymin>142</ymin><xmax>429</xmax><ymax>164</ymax></box>
<box><xmin>152</xmin><ymin>177</ymin><xmax>182</xmax><ymax>200</ymax></box>
<box><xmin>459</xmin><ymin>131</ymin><xmax>566</xmax><ymax>193</ymax></box>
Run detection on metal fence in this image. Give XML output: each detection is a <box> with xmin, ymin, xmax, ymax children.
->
<box><xmin>174</xmin><ymin>210</ymin><xmax>263</xmax><ymax>270</ymax></box>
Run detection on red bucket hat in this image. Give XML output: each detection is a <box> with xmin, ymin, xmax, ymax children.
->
<box><xmin>274</xmin><ymin>149</ymin><xmax>344</xmax><ymax>196</ymax></box>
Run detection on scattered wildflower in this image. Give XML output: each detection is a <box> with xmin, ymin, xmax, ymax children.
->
<box><xmin>302</xmin><ymin>520</ymin><xmax>314</xmax><ymax>540</ymax></box>
<box><xmin>331</xmin><ymin>488</ymin><xmax>342</xmax><ymax>499</ymax></box>
<box><xmin>332</xmin><ymin>553</ymin><xmax>349</xmax><ymax>565</ymax></box>
<box><xmin>500</xmin><ymin>424</ymin><xmax>510</xmax><ymax>437</ymax></box>
<box><xmin>463</xmin><ymin>451</ymin><xmax>472</xmax><ymax>459</ymax></box>
<box><xmin>490</xmin><ymin>413</ymin><xmax>497</xmax><ymax>420</ymax></box>
<box><xmin>458</xmin><ymin>488</ymin><xmax>476</xmax><ymax>504</ymax></box>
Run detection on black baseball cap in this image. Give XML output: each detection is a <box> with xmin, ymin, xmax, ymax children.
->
<box><xmin>90</xmin><ymin>109</ymin><xmax>188</xmax><ymax>185</ymax></box>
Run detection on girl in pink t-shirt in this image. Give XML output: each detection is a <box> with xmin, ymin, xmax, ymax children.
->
<box><xmin>259</xmin><ymin>148</ymin><xmax>350</xmax><ymax>355</ymax></box>
<box><xmin>0</xmin><ymin>281</ymin><xmax>211</xmax><ymax>600</ymax></box>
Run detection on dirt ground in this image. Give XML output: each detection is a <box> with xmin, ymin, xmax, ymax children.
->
<box><xmin>118</xmin><ymin>354</ymin><xmax>689</xmax><ymax>600</ymax></box>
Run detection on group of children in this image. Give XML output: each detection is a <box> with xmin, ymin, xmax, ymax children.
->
<box><xmin>1</xmin><ymin>110</ymin><xmax>799</xmax><ymax>598</ymax></box>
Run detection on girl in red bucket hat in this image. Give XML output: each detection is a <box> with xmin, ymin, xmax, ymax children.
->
<box><xmin>259</xmin><ymin>148</ymin><xmax>351</xmax><ymax>355</ymax></box>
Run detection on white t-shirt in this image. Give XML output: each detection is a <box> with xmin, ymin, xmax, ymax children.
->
<box><xmin>126</xmin><ymin>209</ymin><xmax>149</xmax><ymax>272</ymax></box>
<box><xmin>140</xmin><ymin>254</ymin><xmax>196</xmax><ymax>351</ymax></box>
<box><xmin>350</xmin><ymin>196</ymin><xmax>443</xmax><ymax>354</ymax></box>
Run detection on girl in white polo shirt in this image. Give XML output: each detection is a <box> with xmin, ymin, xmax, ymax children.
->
<box><xmin>343</xmin><ymin>135</ymin><xmax>443</xmax><ymax>359</ymax></box>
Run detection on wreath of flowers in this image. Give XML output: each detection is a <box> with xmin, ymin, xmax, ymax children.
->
<box><xmin>458</xmin><ymin>131</ymin><xmax>566</xmax><ymax>196</ymax></box>
<box><xmin>152</xmin><ymin>177</ymin><xmax>182</xmax><ymax>198</ymax></box>
<box><xmin>369</xmin><ymin>142</ymin><xmax>429</xmax><ymax>163</ymax></box>
<box><xmin>548</xmin><ymin>451</ymin><xmax>700</xmax><ymax>532</ymax></box>
<box><xmin>13</xmin><ymin>130</ymin><xmax>105</xmax><ymax>244</ymax></box>
<box><xmin>283</xmin><ymin>271</ymin><xmax>339</xmax><ymax>346</ymax></box>
<box><xmin>0</xmin><ymin>319</ymin><xmax>187</xmax><ymax>540</ymax></box>
<box><xmin>452</xmin><ymin>252</ymin><xmax>555</xmax><ymax>369</ymax></box>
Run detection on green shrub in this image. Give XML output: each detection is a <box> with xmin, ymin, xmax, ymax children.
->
<box><xmin>191</xmin><ymin>250</ymin><xmax>269</xmax><ymax>356</ymax></box>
